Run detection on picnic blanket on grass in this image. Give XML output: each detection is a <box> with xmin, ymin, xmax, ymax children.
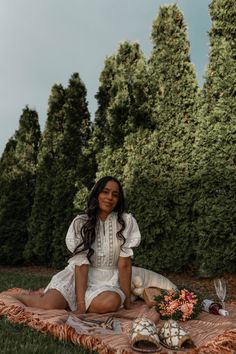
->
<box><xmin>0</xmin><ymin>288</ymin><xmax>236</xmax><ymax>354</ymax></box>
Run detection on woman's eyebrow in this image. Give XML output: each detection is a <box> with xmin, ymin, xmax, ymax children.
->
<box><xmin>103</xmin><ymin>187</ymin><xmax>119</xmax><ymax>193</ymax></box>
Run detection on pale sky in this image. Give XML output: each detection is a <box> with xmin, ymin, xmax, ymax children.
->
<box><xmin>0</xmin><ymin>0</ymin><xmax>211</xmax><ymax>155</ymax></box>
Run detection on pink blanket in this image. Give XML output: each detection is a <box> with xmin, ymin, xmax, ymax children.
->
<box><xmin>0</xmin><ymin>288</ymin><xmax>236</xmax><ymax>353</ymax></box>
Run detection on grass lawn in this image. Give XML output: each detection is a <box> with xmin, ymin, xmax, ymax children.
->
<box><xmin>0</xmin><ymin>271</ymin><xmax>93</xmax><ymax>354</ymax></box>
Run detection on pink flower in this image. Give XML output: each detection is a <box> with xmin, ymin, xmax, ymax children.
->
<box><xmin>180</xmin><ymin>303</ymin><xmax>194</xmax><ymax>317</ymax></box>
<box><xmin>168</xmin><ymin>299</ymin><xmax>180</xmax><ymax>311</ymax></box>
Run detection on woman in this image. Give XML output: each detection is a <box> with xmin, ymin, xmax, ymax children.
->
<box><xmin>15</xmin><ymin>176</ymin><xmax>141</xmax><ymax>314</ymax></box>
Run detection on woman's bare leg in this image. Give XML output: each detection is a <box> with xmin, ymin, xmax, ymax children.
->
<box><xmin>13</xmin><ymin>289</ymin><xmax>68</xmax><ymax>310</ymax></box>
<box><xmin>87</xmin><ymin>291</ymin><xmax>121</xmax><ymax>314</ymax></box>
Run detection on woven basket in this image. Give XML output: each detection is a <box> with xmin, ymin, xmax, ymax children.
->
<box><xmin>143</xmin><ymin>287</ymin><xmax>161</xmax><ymax>308</ymax></box>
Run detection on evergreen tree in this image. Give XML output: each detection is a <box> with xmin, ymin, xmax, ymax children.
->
<box><xmin>94</xmin><ymin>41</ymin><xmax>153</xmax><ymax>189</ymax></box>
<box><xmin>51</xmin><ymin>73</ymin><xmax>92</xmax><ymax>267</ymax></box>
<box><xmin>149</xmin><ymin>4</ymin><xmax>199</xmax><ymax>133</ymax></box>
<box><xmin>122</xmin><ymin>130</ymin><xmax>173</xmax><ymax>270</ymax></box>
<box><xmin>24</xmin><ymin>84</ymin><xmax>66</xmax><ymax>265</ymax></box>
<box><xmin>94</xmin><ymin>5</ymin><xmax>200</xmax><ymax>272</ymax></box>
<box><xmin>192</xmin><ymin>0</ymin><xmax>236</xmax><ymax>276</ymax></box>
<box><xmin>92</xmin><ymin>55</ymin><xmax>116</xmax><ymax>153</ymax></box>
<box><xmin>0</xmin><ymin>138</ymin><xmax>17</xmax><ymax>264</ymax></box>
<box><xmin>126</xmin><ymin>4</ymin><xmax>200</xmax><ymax>271</ymax></box>
<box><xmin>93</xmin><ymin>41</ymin><xmax>152</xmax><ymax>153</ymax></box>
<box><xmin>25</xmin><ymin>74</ymin><xmax>93</xmax><ymax>268</ymax></box>
<box><xmin>0</xmin><ymin>107</ymin><xmax>41</xmax><ymax>264</ymax></box>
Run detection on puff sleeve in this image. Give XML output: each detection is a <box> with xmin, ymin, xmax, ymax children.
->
<box><xmin>119</xmin><ymin>213</ymin><xmax>141</xmax><ymax>258</ymax></box>
<box><xmin>65</xmin><ymin>215</ymin><xmax>90</xmax><ymax>267</ymax></box>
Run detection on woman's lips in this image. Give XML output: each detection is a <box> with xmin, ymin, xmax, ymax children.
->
<box><xmin>103</xmin><ymin>202</ymin><xmax>113</xmax><ymax>207</ymax></box>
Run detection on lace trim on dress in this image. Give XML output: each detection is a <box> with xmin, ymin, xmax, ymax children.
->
<box><xmin>108</xmin><ymin>217</ymin><xmax>114</xmax><ymax>266</ymax></box>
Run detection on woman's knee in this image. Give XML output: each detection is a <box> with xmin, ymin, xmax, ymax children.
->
<box><xmin>102</xmin><ymin>296</ymin><xmax>120</xmax><ymax>313</ymax></box>
<box><xmin>89</xmin><ymin>292</ymin><xmax>121</xmax><ymax>313</ymax></box>
<box><xmin>41</xmin><ymin>289</ymin><xmax>68</xmax><ymax>310</ymax></box>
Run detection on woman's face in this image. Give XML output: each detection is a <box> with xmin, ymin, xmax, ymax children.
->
<box><xmin>98</xmin><ymin>180</ymin><xmax>119</xmax><ymax>219</ymax></box>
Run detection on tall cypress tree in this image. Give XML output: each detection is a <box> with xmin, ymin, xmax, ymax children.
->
<box><xmin>24</xmin><ymin>84</ymin><xmax>66</xmax><ymax>265</ymax></box>
<box><xmin>51</xmin><ymin>73</ymin><xmax>92</xmax><ymax>267</ymax></box>
<box><xmin>127</xmin><ymin>4</ymin><xmax>199</xmax><ymax>272</ymax></box>
<box><xmin>92</xmin><ymin>55</ymin><xmax>116</xmax><ymax>153</ymax></box>
<box><xmin>94</xmin><ymin>41</ymin><xmax>153</xmax><ymax>183</ymax></box>
<box><xmin>0</xmin><ymin>107</ymin><xmax>41</xmax><ymax>264</ymax></box>
<box><xmin>93</xmin><ymin>41</ymin><xmax>152</xmax><ymax>153</ymax></box>
<box><xmin>123</xmin><ymin>4</ymin><xmax>200</xmax><ymax>272</ymax></box>
<box><xmin>25</xmin><ymin>73</ymin><xmax>93</xmax><ymax>268</ymax></box>
<box><xmin>0</xmin><ymin>138</ymin><xmax>17</xmax><ymax>264</ymax></box>
<box><xmin>149</xmin><ymin>4</ymin><xmax>199</xmax><ymax>134</ymax></box>
<box><xmin>192</xmin><ymin>0</ymin><xmax>236</xmax><ymax>276</ymax></box>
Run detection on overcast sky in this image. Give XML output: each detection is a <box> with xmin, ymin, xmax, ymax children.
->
<box><xmin>0</xmin><ymin>0</ymin><xmax>211</xmax><ymax>155</ymax></box>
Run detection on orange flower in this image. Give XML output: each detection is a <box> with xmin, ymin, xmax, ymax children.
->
<box><xmin>169</xmin><ymin>299</ymin><xmax>180</xmax><ymax>311</ymax></box>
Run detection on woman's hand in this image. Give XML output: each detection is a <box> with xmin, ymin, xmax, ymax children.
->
<box><xmin>124</xmin><ymin>296</ymin><xmax>132</xmax><ymax>310</ymax></box>
<box><xmin>118</xmin><ymin>256</ymin><xmax>132</xmax><ymax>310</ymax></box>
<box><xmin>75</xmin><ymin>264</ymin><xmax>89</xmax><ymax>315</ymax></box>
<box><xmin>72</xmin><ymin>302</ymin><xmax>86</xmax><ymax>315</ymax></box>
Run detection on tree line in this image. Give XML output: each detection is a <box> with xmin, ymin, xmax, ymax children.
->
<box><xmin>0</xmin><ymin>0</ymin><xmax>235</xmax><ymax>276</ymax></box>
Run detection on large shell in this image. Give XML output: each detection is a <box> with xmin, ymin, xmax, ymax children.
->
<box><xmin>159</xmin><ymin>319</ymin><xmax>195</xmax><ymax>349</ymax></box>
<box><xmin>130</xmin><ymin>317</ymin><xmax>161</xmax><ymax>352</ymax></box>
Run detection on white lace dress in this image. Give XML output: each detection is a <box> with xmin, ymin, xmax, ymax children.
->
<box><xmin>44</xmin><ymin>212</ymin><xmax>141</xmax><ymax>311</ymax></box>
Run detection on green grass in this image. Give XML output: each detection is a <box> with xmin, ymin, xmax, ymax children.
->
<box><xmin>0</xmin><ymin>271</ymin><xmax>94</xmax><ymax>354</ymax></box>
<box><xmin>0</xmin><ymin>270</ymin><xmax>51</xmax><ymax>292</ymax></box>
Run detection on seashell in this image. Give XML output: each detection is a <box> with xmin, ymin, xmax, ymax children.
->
<box><xmin>130</xmin><ymin>317</ymin><xmax>161</xmax><ymax>352</ymax></box>
<box><xmin>159</xmin><ymin>319</ymin><xmax>195</xmax><ymax>349</ymax></box>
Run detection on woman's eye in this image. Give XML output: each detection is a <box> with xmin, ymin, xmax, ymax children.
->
<box><xmin>101</xmin><ymin>189</ymin><xmax>118</xmax><ymax>198</ymax></box>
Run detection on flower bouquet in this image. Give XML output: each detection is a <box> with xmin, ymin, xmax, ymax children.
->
<box><xmin>155</xmin><ymin>288</ymin><xmax>203</xmax><ymax>321</ymax></box>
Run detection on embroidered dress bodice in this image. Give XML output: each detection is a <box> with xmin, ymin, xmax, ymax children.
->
<box><xmin>66</xmin><ymin>212</ymin><xmax>141</xmax><ymax>269</ymax></box>
<box><xmin>94</xmin><ymin>218</ymin><xmax>118</xmax><ymax>268</ymax></box>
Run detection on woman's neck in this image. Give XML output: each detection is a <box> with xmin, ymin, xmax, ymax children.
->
<box><xmin>99</xmin><ymin>211</ymin><xmax>109</xmax><ymax>221</ymax></box>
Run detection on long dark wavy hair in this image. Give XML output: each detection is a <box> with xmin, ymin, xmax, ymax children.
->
<box><xmin>73</xmin><ymin>176</ymin><xmax>126</xmax><ymax>262</ymax></box>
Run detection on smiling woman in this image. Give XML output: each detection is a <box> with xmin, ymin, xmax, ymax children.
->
<box><xmin>11</xmin><ymin>176</ymin><xmax>141</xmax><ymax>314</ymax></box>
<box><xmin>98</xmin><ymin>180</ymin><xmax>120</xmax><ymax>220</ymax></box>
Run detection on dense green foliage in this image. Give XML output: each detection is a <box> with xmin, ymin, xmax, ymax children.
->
<box><xmin>93</xmin><ymin>41</ymin><xmax>152</xmax><ymax>153</ymax></box>
<box><xmin>96</xmin><ymin>4</ymin><xmax>199</xmax><ymax>272</ymax></box>
<box><xmin>24</xmin><ymin>84</ymin><xmax>66</xmax><ymax>266</ymax></box>
<box><xmin>25</xmin><ymin>74</ymin><xmax>94</xmax><ymax>268</ymax></box>
<box><xmin>191</xmin><ymin>0</ymin><xmax>236</xmax><ymax>276</ymax></box>
<box><xmin>0</xmin><ymin>107</ymin><xmax>41</xmax><ymax>264</ymax></box>
<box><xmin>0</xmin><ymin>0</ymin><xmax>235</xmax><ymax>275</ymax></box>
<box><xmin>134</xmin><ymin>4</ymin><xmax>199</xmax><ymax>271</ymax></box>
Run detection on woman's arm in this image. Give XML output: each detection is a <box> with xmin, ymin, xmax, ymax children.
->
<box><xmin>74</xmin><ymin>264</ymin><xmax>89</xmax><ymax>314</ymax></box>
<box><xmin>118</xmin><ymin>256</ymin><xmax>132</xmax><ymax>309</ymax></box>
